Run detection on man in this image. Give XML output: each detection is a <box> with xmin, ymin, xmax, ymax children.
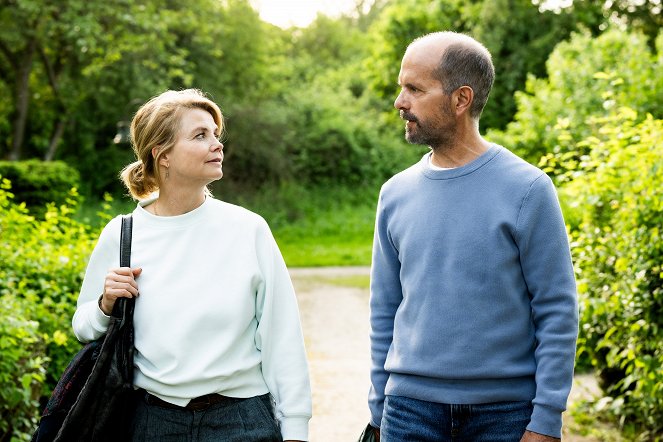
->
<box><xmin>368</xmin><ymin>32</ymin><xmax>578</xmax><ymax>441</ymax></box>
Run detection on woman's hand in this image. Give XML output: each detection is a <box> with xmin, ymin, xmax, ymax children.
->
<box><xmin>100</xmin><ymin>267</ymin><xmax>142</xmax><ymax>315</ymax></box>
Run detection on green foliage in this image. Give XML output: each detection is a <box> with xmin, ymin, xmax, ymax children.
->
<box><xmin>0</xmin><ymin>160</ymin><xmax>80</xmax><ymax>213</ymax></box>
<box><xmin>274</xmin><ymin>201</ymin><xmax>375</xmax><ymax>267</ymax></box>
<box><xmin>227</xmin><ymin>183</ymin><xmax>378</xmax><ymax>267</ymax></box>
<box><xmin>0</xmin><ymin>0</ymin><xmax>164</xmax><ymax>161</ymax></box>
<box><xmin>0</xmin><ymin>0</ymin><xmax>658</xmax><ymax>196</ymax></box>
<box><xmin>218</xmin><ymin>88</ymin><xmax>418</xmax><ymax>189</ymax></box>
<box><xmin>363</xmin><ymin>0</ymin><xmax>594</xmax><ymax>131</ymax></box>
<box><xmin>290</xmin><ymin>14</ymin><xmax>367</xmax><ymax>79</ymax></box>
<box><xmin>285</xmin><ymin>85</ymin><xmax>421</xmax><ymax>187</ymax></box>
<box><xmin>74</xmin><ymin>192</ymin><xmax>134</xmax><ymax>228</ymax></box>
<box><xmin>57</xmin><ymin>0</ymin><xmax>257</xmax><ymax>196</ymax></box>
<box><xmin>0</xmin><ymin>178</ymin><xmax>101</xmax><ymax>440</ymax></box>
<box><xmin>0</xmin><ymin>295</ymin><xmax>47</xmax><ymax>442</ymax></box>
<box><xmin>591</xmin><ymin>0</ymin><xmax>662</xmax><ymax>46</ymax></box>
<box><xmin>215</xmin><ymin>6</ymin><xmax>423</xmax><ymax>190</ymax></box>
<box><xmin>566</xmin><ymin>109</ymin><xmax>663</xmax><ymax>435</ymax></box>
<box><xmin>490</xmin><ymin>29</ymin><xmax>663</xmax><ymax>169</ymax></box>
<box><xmin>473</xmin><ymin>0</ymin><xmax>584</xmax><ymax>130</ymax></box>
<box><xmin>364</xmin><ymin>0</ymin><xmax>468</xmax><ymax>104</ymax></box>
<box><xmin>2</xmin><ymin>3</ymin><xmax>663</xmax><ymax>439</ymax></box>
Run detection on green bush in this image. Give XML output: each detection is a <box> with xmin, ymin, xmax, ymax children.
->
<box><xmin>0</xmin><ymin>178</ymin><xmax>101</xmax><ymax>440</ymax></box>
<box><xmin>228</xmin><ymin>182</ymin><xmax>378</xmax><ymax>267</ymax></box>
<box><xmin>219</xmin><ymin>78</ymin><xmax>421</xmax><ymax>190</ymax></box>
<box><xmin>565</xmin><ymin>108</ymin><xmax>663</xmax><ymax>436</ymax></box>
<box><xmin>0</xmin><ymin>160</ymin><xmax>81</xmax><ymax>214</ymax></box>
<box><xmin>0</xmin><ymin>295</ymin><xmax>48</xmax><ymax>442</ymax></box>
<box><xmin>489</xmin><ymin>29</ymin><xmax>663</xmax><ymax>169</ymax></box>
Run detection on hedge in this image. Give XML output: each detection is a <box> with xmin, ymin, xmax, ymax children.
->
<box><xmin>565</xmin><ymin>108</ymin><xmax>663</xmax><ymax>436</ymax></box>
<box><xmin>0</xmin><ymin>178</ymin><xmax>100</xmax><ymax>441</ymax></box>
<box><xmin>0</xmin><ymin>160</ymin><xmax>81</xmax><ymax>214</ymax></box>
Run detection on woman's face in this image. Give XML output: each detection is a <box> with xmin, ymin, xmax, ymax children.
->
<box><xmin>161</xmin><ymin>108</ymin><xmax>224</xmax><ymax>188</ymax></box>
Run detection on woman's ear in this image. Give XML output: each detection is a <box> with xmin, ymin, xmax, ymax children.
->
<box><xmin>152</xmin><ymin>147</ymin><xmax>169</xmax><ymax>166</ymax></box>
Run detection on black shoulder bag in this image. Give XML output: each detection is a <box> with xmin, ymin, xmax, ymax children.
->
<box><xmin>358</xmin><ymin>423</ymin><xmax>379</xmax><ymax>442</ymax></box>
<box><xmin>33</xmin><ymin>214</ymin><xmax>136</xmax><ymax>442</ymax></box>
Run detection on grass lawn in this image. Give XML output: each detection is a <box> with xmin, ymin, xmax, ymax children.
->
<box><xmin>273</xmin><ymin>203</ymin><xmax>375</xmax><ymax>267</ymax></box>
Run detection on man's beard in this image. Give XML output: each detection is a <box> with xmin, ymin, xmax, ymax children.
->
<box><xmin>401</xmin><ymin>110</ymin><xmax>456</xmax><ymax>149</ymax></box>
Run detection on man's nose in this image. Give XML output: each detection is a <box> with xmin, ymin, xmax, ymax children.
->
<box><xmin>394</xmin><ymin>90</ymin><xmax>407</xmax><ymax>110</ymax></box>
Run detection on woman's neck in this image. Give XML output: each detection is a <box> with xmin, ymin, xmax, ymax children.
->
<box><xmin>152</xmin><ymin>188</ymin><xmax>206</xmax><ymax>216</ymax></box>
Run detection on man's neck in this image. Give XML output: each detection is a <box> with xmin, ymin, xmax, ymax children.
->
<box><xmin>430</xmin><ymin>136</ymin><xmax>491</xmax><ymax>168</ymax></box>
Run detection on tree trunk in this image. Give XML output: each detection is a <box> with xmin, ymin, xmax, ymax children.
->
<box><xmin>44</xmin><ymin>116</ymin><xmax>67</xmax><ymax>161</ymax></box>
<box><xmin>8</xmin><ymin>37</ymin><xmax>37</xmax><ymax>161</ymax></box>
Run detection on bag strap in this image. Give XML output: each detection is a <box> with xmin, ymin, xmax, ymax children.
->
<box><xmin>111</xmin><ymin>215</ymin><xmax>134</xmax><ymax>320</ymax></box>
<box><xmin>119</xmin><ymin>214</ymin><xmax>133</xmax><ymax>268</ymax></box>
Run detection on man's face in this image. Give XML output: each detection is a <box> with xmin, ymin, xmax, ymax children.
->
<box><xmin>394</xmin><ymin>46</ymin><xmax>457</xmax><ymax>149</ymax></box>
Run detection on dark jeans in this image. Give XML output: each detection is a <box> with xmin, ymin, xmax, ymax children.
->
<box><xmin>381</xmin><ymin>395</ymin><xmax>533</xmax><ymax>442</ymax></box>
<box><xmin>130</xmin><ymin>392</ymin><xmax>282</xmax><ymax>442</ymax></box>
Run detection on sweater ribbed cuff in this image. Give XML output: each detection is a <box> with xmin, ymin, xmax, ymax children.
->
<box><xmin>280</xmin><ymin>416</ymin><xmax>310</xmax><ymax>441</ymax></box>
<box><xmin>526</xmin><ymin>404</ymin><xmax>562</xmax><ymax>438</ymax></box>
<box><xmin>91</xmin><ymin>300</ymin><xmax>111</xmax><ymax>331</ymax></box>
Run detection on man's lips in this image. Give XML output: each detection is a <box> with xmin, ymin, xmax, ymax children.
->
<box><xmin>400</xmin><ymin>111</ymin><xmax>417</xmax><ymax>122</ymax></box>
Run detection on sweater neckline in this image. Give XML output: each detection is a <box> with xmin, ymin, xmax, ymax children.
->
<box><xmin>419</xmin><ymin>145</ymin><xmax>501</xmax><ymax>180</ymax></box>
<box><xmin>134</xmin><ymin>196</ymin><xmax>213</xmax><ymax>229</ymax></box>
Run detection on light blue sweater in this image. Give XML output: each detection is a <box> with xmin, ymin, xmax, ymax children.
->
<box><xmin>369</xmin><ymin>145</ymin><xmax>578</xmax><ymax>438</ymax></box>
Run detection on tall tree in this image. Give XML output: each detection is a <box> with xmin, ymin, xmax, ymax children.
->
<box><xmin>541</xmin><ymin>0</ymin><xmax>663</xmax><ymax>46</ymax></box>
<box><xmin>473</xmin><ymin>0</ymin><xmax>584</xmax><ymax>129</ymax></box>
<box><xmin>0</xmin><ymin>0</ymin><xmax>196</xmax><ymax>163</ymax></box>
<box><xmin>0</xmin><ymin>0</ymin><xmax>42</xmax><ymax>160</ymax></box>
<box><xmin>0</xmin><ymin>0</ymin><xmax>131</xmax><ymax>160</ymax></box>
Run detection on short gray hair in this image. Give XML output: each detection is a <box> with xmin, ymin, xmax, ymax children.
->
<box><xmin>415</xmin><ymin>32</ymin><xmax>495</xmax><ymax>120</ymax></box>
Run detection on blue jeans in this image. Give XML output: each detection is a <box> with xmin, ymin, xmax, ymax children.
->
<box><xmin>130</xmin><ymin>392</ymin><xmax>282</xmax><ymax>442</ymax></box>
<box><xmin>381</xmin><ymin>395</ymin><xmax>533</xmax><ymax>442</ymax></box>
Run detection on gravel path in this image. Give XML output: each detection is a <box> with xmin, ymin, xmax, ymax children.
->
<box><xmin>291</xmin><ymin>267</ymin><xmax>372</xmax><ymax>441</ymax></box>
<box><xmin>289</xmin><ymin>266</ymin><xmax>603</xmax><ymax>442</ymax></box>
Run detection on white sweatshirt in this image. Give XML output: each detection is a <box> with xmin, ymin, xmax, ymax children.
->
<box><xmin>72</xmin><ymin>197</ymin><xmax>312</xmax><ymax>440</ymax></box>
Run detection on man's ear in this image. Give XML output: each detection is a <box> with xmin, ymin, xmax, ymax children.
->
<box><xmin>453</xmin><ymin>86</ymin><xmax>474</xmax><ymax>116</ymax></box>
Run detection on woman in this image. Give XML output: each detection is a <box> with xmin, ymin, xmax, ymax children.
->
<box><xmin>72</xmin><ymin>89</ymin><xmax>311</xmax><ymax>442</ymax></box>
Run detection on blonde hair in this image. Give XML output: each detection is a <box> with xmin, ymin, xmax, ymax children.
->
<box><xmin>120</xmin><ymin>89</ymin><xmax>224</xmax><ymax>200</ymax></box>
